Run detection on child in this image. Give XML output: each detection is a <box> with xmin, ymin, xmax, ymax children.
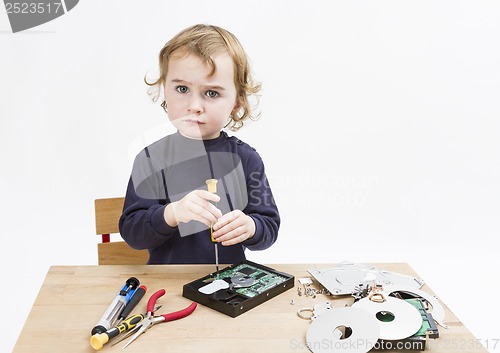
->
<box><xmin>119</xmin><ymin>24</ymin><xmax>280</xmax><ymax>264</ymax></box>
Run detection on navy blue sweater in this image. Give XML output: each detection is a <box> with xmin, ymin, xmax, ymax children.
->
<box><xmin>119</xmin><ymin>131</ymin><xmax>280</xmax><ymax>264</ymax></box>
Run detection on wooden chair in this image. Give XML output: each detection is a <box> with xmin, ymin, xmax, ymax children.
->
<box><xmin>94</xmin><ymin>197</ymin><xmax>149</xmax><ymax>265</ymax></box>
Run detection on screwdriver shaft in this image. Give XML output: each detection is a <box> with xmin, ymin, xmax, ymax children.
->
<box><xmin>214</xmin><ymin>242</ymin><xmax>219</xmax><ymax>274</ymax></box>
<box><xmin>206</xmin><ymin>178</ymin><xmax>220</xmax><ymax>277</ymax></box>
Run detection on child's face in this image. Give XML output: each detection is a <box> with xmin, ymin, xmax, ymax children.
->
<box><xmin>164</xmin><ymin>52</ymin><xmax>239</xmax><ymax>140</ymax></box>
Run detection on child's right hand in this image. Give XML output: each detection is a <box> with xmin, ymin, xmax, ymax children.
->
<box><xmin>164</xmin><ymin>190</ymin><xmax>222</xmax><ymax>227</ymax></box>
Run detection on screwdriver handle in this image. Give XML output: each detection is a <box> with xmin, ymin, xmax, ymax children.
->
<box><xmin>206</xmin><ymin>178</ymin><xmax>218</xmax><ymax>193</ymax></box>
<box><xmin>210</xmin><ymin>226</ymin><xmax>217</xmax><ymax>243</ymax></box>
<box><xmin>91</xmin><ymin>277</ymin><xmax>140</xmax><ymax>335</ymax></box>
<box><xmin>91</xmin><ymin>295</ymin><xmax>127</xmax><ymax>335</ymax></box>
<box><xmin>90</xmin><ymin>313</ymin><xmax>144</xmax><ymax>350</ymax></box>
<box><xmin>206</xmin><ymin>179</ymin><xmax>218</xmax><ymax>242</ymax></box>
<box><xmin>118</xmin><ymin>285</ymin><xmax>147</xmax><ymax>322</ymax></box>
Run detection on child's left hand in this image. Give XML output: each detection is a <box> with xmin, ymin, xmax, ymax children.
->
<box><xmin>212</xmin><ymin>210</ymin><xmax>255</xmax><ymax>246</ymax></box>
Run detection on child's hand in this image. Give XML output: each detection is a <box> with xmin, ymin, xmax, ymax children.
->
<box><xmin>164</xmin><ymin>190</ymin><xmax>222</xmax><ymax>227</ymax></box>
<box><xmin>212</xmin><ymin>210</ymin><xmax>256</xmax><ymax>246</ymax></box>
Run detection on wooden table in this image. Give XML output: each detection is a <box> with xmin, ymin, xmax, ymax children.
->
<box><xmin>12</xmin><ymin>263</ymin><xmax>488</xmax><ymax>353</ymax></box>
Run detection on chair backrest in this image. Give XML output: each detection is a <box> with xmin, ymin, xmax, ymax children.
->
<box><xmin>94</xmin><ymin>197</ymin><xmax>149</xmax><ymax>265</ymax></box>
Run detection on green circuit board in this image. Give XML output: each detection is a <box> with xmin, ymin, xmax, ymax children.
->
<box><xmin>217</xmin><ymin>263</ymin><xmax>288</xmax><ymax>298</ymax></box>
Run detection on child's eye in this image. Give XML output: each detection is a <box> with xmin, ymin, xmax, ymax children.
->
<box><xmin>176</xmin><ymin>86</ymin><xmax>189</xmax><ymax>93</ymax></box>
<box><xmin>206</xmin><ymin>90</ymin><xmax>219</xmax><ymax>98</ymax></box>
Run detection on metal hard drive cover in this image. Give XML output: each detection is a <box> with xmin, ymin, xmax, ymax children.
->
<box><xmin>308</xmin><ymin>262</ymin><xmax>424</xmax><ymax>296</ymax></box>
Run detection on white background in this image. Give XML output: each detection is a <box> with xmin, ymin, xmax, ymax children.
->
<box><xmin>1</xmin><ymin>1</ymin><xmax>499</xmax><ymax>352</ymax></box>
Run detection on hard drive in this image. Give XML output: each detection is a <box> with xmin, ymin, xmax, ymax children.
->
<box><xmin>182</xmin><ymin>260</ymin><xmax>295</xmax><ymax>317</ymax></box>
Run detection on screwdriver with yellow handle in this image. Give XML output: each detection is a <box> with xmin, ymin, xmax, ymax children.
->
<box><xmin>90</xmin><ymin>285</ymin><xmax>147</xmax><ymax>350</ymax></box>
<box><xmin>90</xmin><ymin>313</ymin><xmax>144</xmax><ymax>350</ymax></box>
<box><xmin>206</xmin><ymin>179</ymin><xmax>219</xmax><ymax>275</ymax></box>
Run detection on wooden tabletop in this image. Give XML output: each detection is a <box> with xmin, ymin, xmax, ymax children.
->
<box><xmin>12</xmin><ymin>263</ymin><xmax>488</xmax><ymax>353</ymax></box>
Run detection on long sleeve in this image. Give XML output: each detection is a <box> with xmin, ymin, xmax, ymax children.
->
<box><xmin>240</xmin><ymin>148</ymin><xmax>280</xmax><ymax>251</ymax></box>
<box><xmin>119</xmin><ymin>177</ymin><xmax>178</xmax><ymax>250</ymax></box>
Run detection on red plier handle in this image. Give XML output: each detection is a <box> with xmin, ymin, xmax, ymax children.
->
<box><xmin>146</xmin><ymin>289</ymin><xmax>197</xmax><ymax>322</ymax></box>
<box><xmin>147</xmin><ymin>289</ymin><xmax>166</xmax><ymax>314</ymax></box>
<box><xmin>161</xmin><ymin>302</ymin><xmax>197</xmax><ymax>321</ymax></box>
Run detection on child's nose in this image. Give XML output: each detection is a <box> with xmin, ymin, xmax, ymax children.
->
<box><xmin>188</xmin><ymin>95</ymin><xmax>204</xmax><ymax>114</ymax></box>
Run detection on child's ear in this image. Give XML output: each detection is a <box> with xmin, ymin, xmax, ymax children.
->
<box><xmin>232</xmin><ymin>99</ymin><xmax>241</xmax><ymax>114</ymax></box>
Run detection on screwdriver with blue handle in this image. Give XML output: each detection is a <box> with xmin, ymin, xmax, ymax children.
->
<box><xmin>117</xmin><ymin>285</ymin><xmax>147</xmax><ymax>324</ymax></box>
<box><xmin>90</xmin><ymin>285</ymin><xmax>147</xmax><ymax>350</ymax></box>
<box><xmin>91</xmin><ymin>277</ymin><xmax>140</xmax><ymax>335</ymax></box>
<box><xmin>206</xmin><ymin>179</ymin><xmax>219</xmax><ymax>275</ymax></box>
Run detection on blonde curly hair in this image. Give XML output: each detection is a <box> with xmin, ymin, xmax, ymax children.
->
<box><xmin>146</xmin><ymin>24</ymin><xmax>261</xmax><ymax>131</ymax></box>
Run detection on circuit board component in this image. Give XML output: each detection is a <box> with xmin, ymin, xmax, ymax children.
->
<box><xmin>219</xmin><ymin>263</ymin><xmax>289</xmax><ymax>298</ymax></box>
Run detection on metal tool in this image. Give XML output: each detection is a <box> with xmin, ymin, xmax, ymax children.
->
<box><xmin>91</xmin><ymin>277</ymin><xmax>140</xmax><ymax>335</ymax></box>
<box><xmin>90</xmin><ymin>313</ymin><xmax>144</xmax><ymax>350</ymax></box>
<box><xmin>109</xmin><ymin>306</ymin><xmax>162</xmax><ymax>347</ymax></box>
<box><xmin>206</xmin><ymin>178</ymin><xmax>219</xmax><ymax>275</ymax></box>
<box><xmin>121</xmin><ymin>289</ymin><xmax>197</xmax><ymax>349</ymax></box>
<box><xmin>117</xmin><ymin>285</ymin><xmax>147</xmax><ymax>324</ymax></box>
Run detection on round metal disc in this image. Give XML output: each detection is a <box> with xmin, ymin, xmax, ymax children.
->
<box><xmin>231</xmin><ymin>275</ymin><xmax>255</xmax><ymax>288</ymax></box>
<box><xmin>306</xmin><ymin>307</ymin><xmax>380</xmax><ymax>353</ymax></box>
<box><xmin>352</xmin><ymin>296</ymin><xmax>422</xmax><ymax>340</ymax></box>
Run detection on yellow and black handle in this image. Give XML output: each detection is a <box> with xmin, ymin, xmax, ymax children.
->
<box><xmin>205</xmin><ymin>179</ymin><xmax>218</xmax><ymax>243</ymax></box>
<box><xmin>90</xmin><ymin>313</ymin><xmax>144</xmax><ymax>350</ymax></box>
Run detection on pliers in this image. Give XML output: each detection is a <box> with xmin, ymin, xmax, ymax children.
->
<box><xmin>121</xmin><ymin>289</ymin><xmax>197</xmax><ymax>349</ymax></box>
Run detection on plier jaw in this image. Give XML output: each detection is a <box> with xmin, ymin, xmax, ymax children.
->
<box><xmin>121</xmin><ymin>289</ymin><xmax>197</xmax><ymax>349</ymax></box>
